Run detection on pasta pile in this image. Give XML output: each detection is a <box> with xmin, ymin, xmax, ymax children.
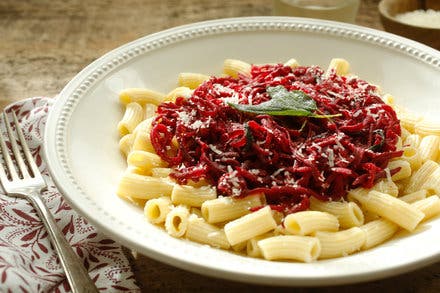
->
<box><xmin>116</xmin><ymin>58</ymin><xmax>440</xmax><ymax>262</ymax></box>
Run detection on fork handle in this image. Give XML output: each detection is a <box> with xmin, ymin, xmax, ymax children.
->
<box><xmin>28</xmin><ymin>192</ymin><xmax>99</xmax><ymax>293</ymax></box>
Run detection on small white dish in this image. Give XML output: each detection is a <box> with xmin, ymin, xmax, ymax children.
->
<box><xmin>44</xmin><ymin>17</ymin><xmax>440</xmax><ymax>286</ymax></box>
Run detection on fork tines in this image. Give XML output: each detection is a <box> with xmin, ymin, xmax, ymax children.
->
<box><xmin>0</xmin><ymin>111</ymin><xmax>39</xmax><ymax>181</ymax></box>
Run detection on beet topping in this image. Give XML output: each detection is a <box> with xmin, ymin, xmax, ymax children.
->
<box><xmin>150</xmin><ymin>64</ymin><xmax>402</xmax><ymax>214</ymax></box>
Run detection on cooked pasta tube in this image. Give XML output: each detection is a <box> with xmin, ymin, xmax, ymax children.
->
<box><xmin>163</xmin><ymin>86</ymin><xmax>193</xmax><ymax>102</ymax></box>
<box><xmin>400</xmin><ymin>127</ymin><xmax>410</xmax><ymax>141</ymax></box>
<box><xmin>132</xmin><ymin>132</ymin><xmax>155</xmax><ymax>153</ymax></box>
<box><xmin>372</xmin><ymin>178</ymin><xmax>399</xmax><ymax>197</ymax></box>
<box><xmin>395</xmin><ymin>178</ymin><xmax>410</xmax><ymax>194</ymax></box>
<box><xmin>150</xmin><ymin>167</ymin><xmax>172</xmax><ymax>178</ymax></box>
<box><xmin>185</xmin><ymin>215</ymin><xmax>230</xmax><ymax>249</ymax></box>
<box><xmin>284</xmin><ymin>211</ymin><xmax>339</xmax><ymax>236</ymax></box>
<box><xmin>186</xmin><ymin>178</ymin><xmax>211</xmax><ymax>188</ymax></box>
<box><xmin>360</xmin><ymin>219</ymin><xmax>398</xmax><ymax>250</ymax></box>
<box><xmin>398</xmin><ymin>109</ymin><xmax>423</xmax><ymax>133</ymax></box>
<box><xmin>284</xmin><ymin>58</ymin><xmax>300</xmax><ymax>69</ymax></box>
<box><xmin>165</xmin><ymin>205</ymin><xmax>190</xmax><ymax>238</ymax></box>
<box><xmin>348</xmin><ymin>179</ymin><xmax>396</xmax><ymax>200</ymax></box>
<box><xmin>132</xmin><ymin>118</ymin><xmax>155</xmax><ymax>152</ymax></box>
<box><xmin>271</xmin><ymin>210</ymin><xmax>285</xmax><ymax>225</ymax></box>
<box><xmin>132</xmin><ymin>117</ymin><xmax>154</xmax><ymax>136</ymax></box>
<box><xmin>326</xmin><ymin>58</ymin><xmax>350</xmax><ymax>76</ymax></box>
<box><xmin>315</xmin><ymin>227</ymin><xmax>366</xmax><ymax>259</ymax></box>
<box><xmin>420</xmin><ymin>166</ymin><xmax>440</xmax><ymax>195</ymax></box>
<box><xmin>123</xmin><ymin>165</ymin><xmax>146</xmax><ymax>175</ymax></box>
<box><xmin>119</xmin><ymin>134</ymin><xmax>134</xmax><ymax>157</ymax></box>
<box><xmin>348</xmin><ymin>190</ymin><xmax>424</xmax><ymax>231</ymax></box>
<box><xmin>117</xmin><ymin>173</ymin><xmax>174</xmax><ymax>199</ymax></box>
<box><xmin>127</xmin><ymin>150</ymin><xmax>167</xmax><ymax>173</ymax></box>
<box><xmin>118</xmin><ymin>102</ymin><xmax>144</xmax><ymax>136</ymax></box>
<box><xmin>178</xmin><ymin>73</ymin><xmax>210</xmax><ymax>89</ymax></box>
<box><xmin>246</xmin><ymin>233</ymin><xmax>273</xmax><ymax>258</ymax></box>
<box><xmin>223</xmin><ymin>59</ymin><xmax>252</xmax><ymax>78</ymax></box>
<box><xmin>381</xmin><ymin>94</ymin><xmax>394</xmax><ymax>106</ymax></box>
<box><xmin>349</xmin><ymin>178</ymin><xmax>399</xmax><ymax>201</ymax></box>
<box><xmin>387</xmin><ymin>159</ymin><xmax>411</xmax><ymax>181</ymax></box>
<box><xmin>399</xmin><ymin>190</ymin><xmax>428</xmax><ymax>203</ymax></box>
<box><xmin>363</xmin><ymin>210</ymin><xmax>380</xmax><ymax>222</ymax></box>
<box><xmin>201</xmin><ymin>193</ymin><xmax>264</xmax><ymax>224</ymax></box>
<box><xmin>144</xmin><ymin>103</ymin><xmax>157</xmax><ymax>119</ymax></box>
<box><xmin>119</xmin><ymin>88</ymin><xmax>165</xmax><ymax>105</ymax></box>
<box><xmin>144</xmin><ymin>196</ymin><xmax>172</xmax><ymax>224</ymax></box>
<box><xmin>418</xmin><ymin>135</ymin><xmax>440</xmax><ymax>162</ymax></box>
<box><xmin>403</xmin><ymin>134</ymin><xmax>421</xmax><ymax>149</ymax></box>
<box><xmin>231</xmin><ymin>241</ymin><xmax>247</xmax><ymax>252</ymax></box>
<box><xmin>400</xmin><ymin>146</ymin><xmax>422</xmax><ymax>170</ymax></box>
<box><xmin>309</xmin><ymin>197</ymin><xmax>364</xmax><ymax>228</ymax></box>
<box><xmin>347</xmin><ymin>187</ymin><xmax>369</xmax><ymax>201</ymax></box>
<box><xmin>224</xmin><ymin>206</ymin><xmax>277</xmax><ymax>246</ymax></box>
<box><xmin>411</xmin><ymin>195</ymin><xmax>440</xmax><ymax>220</ymax></box>
<box><xmin>404</xmin><ymin>160</ymin><xmax>439</xmax><ymax>194</ymax></box>
<box><xmin>190</xmin><ymin>207</ymin><xmax>203</xmax><ymax>218</ymax></box>
<box><xmin>415</xmin><ymin>120</ymin><xmax>440</xmax><ymax>136</ymax></box>
<box><xmin>171</xmin><ymin>185</ymin><xmax>217</xmax><ymax>207</ymax></box>
<box><xmin>258</xmin><ymin>235</ymin><xmax>321</xmax><ymax>262</ymax></box>
<box><xmin>273</xmin><ymin>224</ymin><xmax>289</xmax><ymax>235</ymax></box>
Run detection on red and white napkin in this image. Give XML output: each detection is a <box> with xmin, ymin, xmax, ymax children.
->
<box><xmin>0</xmin><ymin>98</ymin><xmax>139</xmax><ymax>292</ymax></box>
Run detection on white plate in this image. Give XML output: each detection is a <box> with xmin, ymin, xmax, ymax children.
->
<box><xmin>44</xmin><ymin>17</ymin><xmax>440</xmax><ymax>286</ymax></box>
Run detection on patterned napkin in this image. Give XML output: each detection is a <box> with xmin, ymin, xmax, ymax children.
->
<box><xmin>0</xmin><ymin>98</ymin><xmax>139</xmax><ymax>292</ymax></box>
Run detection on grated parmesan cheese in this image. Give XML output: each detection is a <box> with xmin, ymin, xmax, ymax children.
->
<box><xmin>191</xmin><ymin>120</ymin><xmax>204</xmax><ymax>129</ymax></box>
<box><xmin>384</xmin><ymin>167</ymin><xmax>392</xmax><ymax>183</ymax></box>
<box><xmin>208</xmin><ymin>144</ymin><xmax>223</xmax><ymax>155</ymax></box>
<box><xmin>327</xmin><ymin>148</ymin><xmax>335</xmax><ymax>167</ymax></box>
<box><xmin>396</xmin><ymin>9</ymin><xmax>440</xmax><ymax>29</ymax></box>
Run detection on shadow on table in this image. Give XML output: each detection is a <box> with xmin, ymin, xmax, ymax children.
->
<box><xmin>126</xmin><ymin>251</ymin><xmax>439</xmax><ymax>292</ymax></box>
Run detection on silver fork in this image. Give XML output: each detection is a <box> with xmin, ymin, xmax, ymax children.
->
<box><xmin>0</xmin><ymin>111</ymin><xmax>99</xmax><ymax>293</ymax></box>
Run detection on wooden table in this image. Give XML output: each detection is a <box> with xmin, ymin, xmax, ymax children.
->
<box><xmin>1</xmin><ymin>0</ymin><xmax>439</xmax><ymax>291</ymax></box>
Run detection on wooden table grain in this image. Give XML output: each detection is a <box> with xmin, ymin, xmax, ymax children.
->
<box><xmin>1</xmin><ymin>0</ymin><xmax>439</xmax><ymax>292</ymax></box>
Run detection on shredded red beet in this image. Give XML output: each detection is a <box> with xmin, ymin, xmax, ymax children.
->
<box><xmin>150</xmin><ymin>64</ymin><xmax>402</xmax><ymax>214</ymax></box>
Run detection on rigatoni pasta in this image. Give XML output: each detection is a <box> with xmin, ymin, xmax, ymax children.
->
<box><xmin>171</xmin><ymin>184</ymin><xmax>217</xmax><ymax>207</ymax></box>
<box><xmin>284</xmin><ymin>211</ymin><xmax>339</xmax><ymax>235</ymax></box>
<box><xmin>185</xmin><ymin>215</ymin><xmax>230</xmax><ymax>249</ymax></box>
<box><xmin>360</xmin><ymin>219</ymin><xmax>398</xmax><ymax>249</ymax></box>
<box><xmin>118</xmin><ymin>102</ymin><xmax>144</xmax><ymax>136</ymax></box>
<box><xmin>201</xmin><ymin>193</ymin><xmax>264</xmax><ymax>223</ymax></box>
<box><xmin>119</xmin><ymin>88</ymin><xmax>165</xmax><ymax>105</ymax></box>
<box><xmin>119</xmin><ymin>134</ymin><xmax>134</xmax><ymax>157</ymax></box>
<box><xmin>309</xmin><ymin>197</ymin><xmax>364</xmax><ymax>228</ymax></box>
<box><xmin>117</xmin><ymin>173</ymin><xmax>174</xmax><ymax>199</ymax></box>
<box><xmin>224</xmin><ymin>206</ymin><xmax>277</xmax><ymax>246</ymax></box>
<box><xmin>144</xmin><ymin>196</ymin><xmax>172</xmax><ymax>224</ymax></box>
<box><xmin>258</xmin><ymin>235</ymin><xmax>321</xmax><ymax>262</ymax></box>
<box><xmin>315</xmin><ymin>227</ymin><xmax>366</xmax><ymax>259</ymax></box>
<box><xmin>348</xmin><ymin>190</ymin><xmax>424</xmax><ymax>231</ymax></box>
<box><xmin>326</xmin><ymin>58</ymin><xmax>350</xmax><ymax>76</ymax></box>
<box><xmin>165</xmin><ymin>205</ymin><xmax>190</xmax><ymax>237</ymax></box>
<box><xmin>411</xmin><ymin>195</ymin><xmax>440</xmax><ymax>221</ymax></box>
<box><xmin>223</xmin><ymin>59</ymin><xmax>252</xmax><ymax>78</ymax></box>
<box><xmin>178</xmin><ymin>73</ymin><xmax>210</xmax><ymax>89</ymax></box>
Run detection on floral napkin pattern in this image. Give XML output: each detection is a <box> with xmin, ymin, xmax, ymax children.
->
<box><xmin>0</xmin><ymin>98</ymin><xmax>139</xmax><ymax>292</ymax></box>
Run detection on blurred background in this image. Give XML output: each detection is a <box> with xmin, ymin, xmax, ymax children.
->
<box><xmin>0</xmin><ymin>0</ymin><xmax>381</xmax><ymax>107</ymax></box>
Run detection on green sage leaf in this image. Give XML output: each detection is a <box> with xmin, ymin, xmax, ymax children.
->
<box><xmin>228</xmin><ymin>85</ymin><xmax>339</xmax><ymax>118</ymax></box>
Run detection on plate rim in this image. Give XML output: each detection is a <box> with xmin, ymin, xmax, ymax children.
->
<box><xmin>43</xmin><ymin>16</ymin><xmax>440</xmax><ymax>286</ymax></box>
